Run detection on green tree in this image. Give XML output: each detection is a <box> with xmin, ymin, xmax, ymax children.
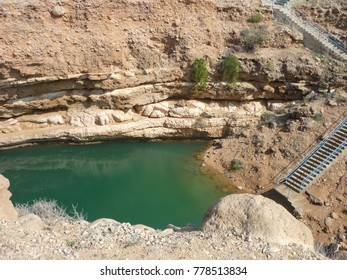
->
<box><xmin>193</xmin><ymin>58</ymin><xmax>209</xmax><ymax>94</ymax></box>
<box><xmin>222</xmin><ymin>54</ymin><xmax>241</xmax><ymax>85</ymax></box>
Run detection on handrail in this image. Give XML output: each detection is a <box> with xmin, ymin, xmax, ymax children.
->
<box><xmin>274</xmin><ymin>109</ymin><xmax>347</xmax><ymax>189</ymax></box>
<box><xmin>269</xmin><ymin>1</ymin><xmax>347</xmax><ymax>60</ymax></box>
<box><xmin>283</xmin><ymin>117</ymin><xmax>347</xmax><ymax>181</ymax></box>
<box><xmin>328</xmin><ymin>37</ymin><xmax>347</xmax><ymax>54</ymax></box>
<box><xmin>299</xmin><ymin>137</ymin><xmax>347</xmax><ymax>190</ymax></box>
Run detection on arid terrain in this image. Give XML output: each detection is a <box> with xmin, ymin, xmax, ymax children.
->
<box><xmin>0</xmin><ymin>0</ymin><xmax>346</xmax><ymax>259</ymax></box>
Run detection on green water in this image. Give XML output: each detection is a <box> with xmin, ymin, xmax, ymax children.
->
<box><xmin>0</xmin><ymin>142</ymin><xmax>227</xmax><ymax>229</ymax></box>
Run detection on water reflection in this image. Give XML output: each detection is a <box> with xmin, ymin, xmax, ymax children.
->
<box><xmin>0</xmin><ymin>142</ymin><xmax>227</xmax><ymax>228</ymax></box>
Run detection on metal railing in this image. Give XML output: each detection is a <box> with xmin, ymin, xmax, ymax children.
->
<box><xmin>282</xmin><ymin>117</ymin><xmax>347</xmax><ymax>182</ymax></box>
<box><xmin>299</xmin><ymin>137</ymin><xmax>347</xmax><ymax>190</ymax></box>
<box><xmin>261</xmin><ymin>0</ymin><xmax>347</xmax><ymax>60</ymax></box>
<box><xmin>274</xmin><ymin>110</ymin><xmax>347</xmax><ymax>189</ymax></box>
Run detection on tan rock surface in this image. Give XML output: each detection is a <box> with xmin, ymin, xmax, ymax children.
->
<box><xmin>202</xmin><ymin>194</ymin><xmax>314</xmax><ymax>249</ymax></box>
<box><xmin>19</xmin><ymin>214</ymin><xmax>44</xmax><ymax>232</ymax></box>
<box><xmin>0</xmin><ymin>174</ymin><xmax>18</xmax><ymax>221</ymax></box>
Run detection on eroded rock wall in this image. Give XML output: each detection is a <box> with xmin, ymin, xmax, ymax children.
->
<box><xmin>0</xmin><ymin>0</ymin><xmax>345</xmax><ymax>147</ymax></box>
<box><xmin>0</xmin><ymin>174</ymin><xmax>18</xmax><ymax>221</ymax></box>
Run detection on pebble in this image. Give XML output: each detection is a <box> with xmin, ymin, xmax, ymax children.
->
<box><xmin>324</xmin><ymin>217</ymin><xmax>333</xmax><ymax>229</ymax></box>
<box><xmin>330</xmin><ymin>212</ymin><xmax>339</xmax><ymax>219</ymax></box>
<box><xmin>51</xmin><ymin>6</ymin><xmax>66</xmax><ymax>17</ymax></box>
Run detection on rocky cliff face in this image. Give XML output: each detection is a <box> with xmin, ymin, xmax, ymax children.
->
<box><xmin>0</xmin><ymin>174</ymin><xmax>18</xmax><ymax>221</ymax></box>
<box><xmin>1</xmin><ymin>0</ymin><xmax>344</xmax><ymax>147</ymax></box>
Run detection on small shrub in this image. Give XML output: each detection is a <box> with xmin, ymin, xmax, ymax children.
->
<box><xmin>249</xmin><ymin>13</ymin><xmax>263</xmax><ymax>23</ymax></box>
<box><xmin>125</xmin><ymin>233</ymin><xmax>140</xmax><ymax>247</ymax></box>
<box><xmin>261</xmin><ymin>112</ymin><xmax>276</xmax><ymax>127</ymax></box>
<box><xmin>274</xmin><ymin>109</ymin><xmax>287</xmax><ymax>115</ymax></box>
<box><xmin>222</xmin><ymin>54</ymin><xmax>241</xmax><ymax>85</ymax></box>
<box><xmin>71</xmin><ymin>203</ymin><xmax>87</xmax><ymax>221</ymax></box>
<box><xmin>312</xmin><ymin>113</ymin><xmax>324</xmax><ymax>121</ymax></box>
<box><xmin>252</xmin><ymin>165</ymin><xmax>260</xmax><ymax>172</ymax></box>
<box><xmin>66</xmin><ymin>239</ymin><xmax>77</xmax><ymax>248</ymax></box>
<box><xmin>252</xmin><ymin>134</ymin><xmax>264</xmax><ymax>148</ymax></box>
<box><xmin>303</xmin><ymin>91</ymin><xmax>318</xmax><ymax>104</ymax></box>
<box><xmin>16</xmin><ymin>199</ymin><xmax>69</xmax><ymax>221</ymax></box>
<box><xmin>241</xmin><ymin>26</ymin><xmax>268</xmax><ymax>51</ymax></box>
<box><xmin>265</xmin><ymin>61</ymin><xmax>275</xmax><ymax>71</ymax></box>
<box><xmin>193</xmin><ymin>58</ymin><xmax>209</xmax><ymax>94</ymax></box>
<box><xmin>15</xmin><ymin>199</ymin><xmax>86</xmax><ymax>221</ymax></box>
<box><xmin>230</xmin><ymin>159</ymin><xmax>244</xmax><ymax>170</ymax></box>
<box><xmin>314</xmin><ymin>242</ymin><xmax>340</xmax><ymax>259</ymax></box>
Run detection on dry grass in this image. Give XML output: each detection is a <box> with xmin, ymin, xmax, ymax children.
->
<box><xmin>15</xmin><ymin>199</ymin><xmax>86</xmax><ymax>221</ymax></box>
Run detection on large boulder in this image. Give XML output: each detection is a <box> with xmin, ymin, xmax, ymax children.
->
<box><xmin>0</xmin><ymin>174</ymin><xmax>18</xmax><ymax>221</ymax></box>
<box><xmin>202</xmin><ymin>194</ymin><xmax>314</xmax><ymax>249</ymax></box>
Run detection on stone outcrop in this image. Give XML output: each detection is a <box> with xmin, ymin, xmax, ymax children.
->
<box><xmin>0</xmin><ymin>99</ymin><xmax>265</xmax><ymax>148</ymax></box>
<box><xmin>1</xmin><ymin>0</ymin><xmax>345</xmax><ymax>148</ymax></box>
<box><xmin>202</xmin><ymin>194</ymin><xmax>314</xmax><ymax>249</ymax></box>
<box><xmin>0</xmin><ymin>174</ymin><xmax>18</xmax><ymax>221</ymax></box>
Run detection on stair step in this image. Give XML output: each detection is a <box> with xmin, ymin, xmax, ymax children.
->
<box><xmin>289</xmin><ymin>175</ymin><xmax>309</xmax><ymax>189</ymax></box>
<box><xmin>317</xmin><ymin>147</ymin><xmax>335</xmax><ymax>157</ymax></box>
<box><xmin>333</xmin><ymin>132</ymin><xmax>346</xmax><ymax>141</ymax></box>
<box><xmin>335</xmin><ymin>130</ymin><xmax>347</xmax><ymax>138</ymax></box>
<box><xmin>339</xmin><ymin>128</ymin><xmax>347</xmax><ymax>134</ymax></box>
<box><xmin>307</xmin><ymin>157</ymin><xmax>324</xmax><ymax>166</ymax></box>
<box><xmin>315</xmin><ymin>151</ymin><xmax>336</xmax><ymax>160</ymax></box>
<box><xmin>313</xmin><ymin>153</ymin><xmax>329</xmax><ymax>161</ymax></box>
<box><xmin>290</xmin><ymin>182</ymin><xmax>307</xmax><ymax>192</ymax></box>
<box><xmin>298</xmin><ymin>169</ymin><xmax>318</xmax><ymax>181</ymax></box>
<box><xmin>320</xmin><ymin>145</ymin><xmax>336</xmax><ymax>153</ymax></box>
<box><xmin>311</xmin><ymin>154</ymin><xmax>328</xmax><ymax>162</ymax></box>
<box><xmin>284</xmin><ymin>181</ymin><xmax>302</xmax><ymax>193</ymax></box>
<box><xmin>329</xmin><ymin>137</ymin><xmax>344</xmax><ymax>146</ymax></box>
<box><xmin>301</xmin><ymin>162</ymin><xmax>318</xmax><ymax>172</ymax></box>
<box><xmin>304</xmin><ymin>161</ymin><xmax>319</xmax><ymax>170</ymax></box>
<box><xmin>288</xmin><ymin>175</ymin><xmax>303</xmax><ymax>186</ymax></box>
<box><xmin>317</xmin><ymin>148</ymin><xmax>332</xmax><ymax>157</ymax></box>
<box><xmin>291</xmin><ymin>170</ymin><xmax>306</xmax><ymax>178</ymax></box>
<box><xmin>324</xmin><ymin>142</ymin><xmax>338</xmax><ymax>151</ymax></box>
<box><xmin>301</xmin><ymin>166</ymin><xmax>321</xmax><ymax>174</ymax></box>
<box><xmin>295</xmin><ymin>169</ymin><xmax>312</xmax><ymax>178</ymax></box>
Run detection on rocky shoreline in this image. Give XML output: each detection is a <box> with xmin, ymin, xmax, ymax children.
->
<box><xmin>0</xmin><ymin>176</ymin><xmax>324</xmax><ymax>260</ymax></box>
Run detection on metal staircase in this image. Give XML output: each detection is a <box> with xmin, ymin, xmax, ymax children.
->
<box><xmin>261</xmin><ymin>0</ymin><xmax>347</xmax><ymax>61</ymax></box>
<box><xmin>275</xmin><ymin>116</ymin><xmax>347</xmax><ymax>212</ymax></box>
